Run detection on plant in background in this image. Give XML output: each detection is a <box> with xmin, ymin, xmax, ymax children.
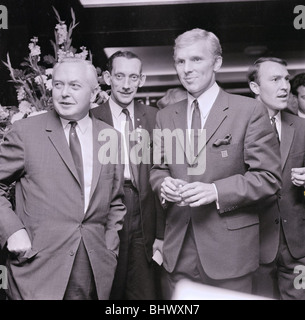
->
<box><xmin>3</xmin><ymin>7</ymin><xmax>108</xmax><ymax>126</ymax></box>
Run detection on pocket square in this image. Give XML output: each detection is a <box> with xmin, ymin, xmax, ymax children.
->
<box><xmin>213</xmin><ymin>134</ymin><xmax>232</xmax><ymax>147</ymax></box>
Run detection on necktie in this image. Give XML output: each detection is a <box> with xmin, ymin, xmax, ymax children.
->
<box><xmin>191</xmin><ymin>99</ymin><xmax>201</xmax><ymax>156</ymax></box>
<box><xmin>69</xmin><ymin>121</ymin><xmax>84</xmax><ymax>191</ymax></box>
<box><xmin>270</xmin><ymin>116</ymin><xmax>280</xmax><ymax>143</ymax></box>
<box><xmin>122</xmin><ymin>108</ymin><xmax>137</xmax><ymax>187</ymax></box>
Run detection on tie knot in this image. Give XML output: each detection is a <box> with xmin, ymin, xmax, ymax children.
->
<box><xmin>122</xmin><ymin>108</ymin><xmax>130</xmax><ymax>117</ymax></box>
<box><xmin>69</xmin><ymin>121</ymin><xmax>78</xmax><ymax>129</ymax></box>
<box><xmin>192</xmin><ymin>99</ymin><xmax>199</xmax><ymax>110</ymax></box>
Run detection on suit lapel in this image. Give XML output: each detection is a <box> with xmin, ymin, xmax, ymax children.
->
<box><xmin>93</xmin><ymin>101</ymin><xmax>114</xmax><ymax>126</ymax></box>
<box><xmin>203</xmin><ymin>90</ymin><xmax>229</xmax><ymax>146</ymax></box>
<box><xmin>280</xmin><ymin>112</ymin><xmax>294</xmax><ymax>169</ymax></box>
<box><xmin>46</xmin><ymin>110</ymin><xmax>81</xmax><ymax>186</ymax></box>
<box><xmin>173</xmin><ymin>99</ymin><xmax>188</xmax><ymax>156</ymax></box>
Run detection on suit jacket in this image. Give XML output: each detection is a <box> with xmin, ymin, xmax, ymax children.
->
<box><xmin>0</xmin><ymin>110</ymin><xmax>126</xmax><ymax>300</ymax></box>
<box><xmin>150</xmin><ymin>89</ymin><xmax>282</xmax><ymax>280</ymax></box>
<box><xmin>261</xmin><ymin>111</ymin><xmax>305</xmax><ymax>263</ymax></box>
<box><xmin>91</xmin><ymin>100</ymin><xmax>164</xmax><ymax>261</ymax></box>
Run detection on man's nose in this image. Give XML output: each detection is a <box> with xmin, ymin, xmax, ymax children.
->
<box><xmin>122</xmin><ymin>76</ymin><xmax>131</xmax><ymax>89</ymax></box>
<box><xmin>61</xmin><ymin>85</ymin><xmax>70</xmax><ymax>96</ymax></box>
<box><xmin>183</xmin><ymin>60</ymin><xmax>193</xmax><ymax>73</ymax></box>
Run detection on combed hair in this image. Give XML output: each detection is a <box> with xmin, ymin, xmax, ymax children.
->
<box><xmin>174</xmin><ymin>28</ymin><xmax>222</xmax><ymax>60</ymax></box>
<box><xmin>290</xmin><ymin>73</ymin><xmax>305</xmax><ymax>96</ymax></box>
<box><xmin>106</xmin><ymin>50</ymin><xmax>142</xmax><ymax>73</ymax></box>
<box><xmin>247</xmin><ymin>57</ymin><xmax>287</xmax><ymax>84</ymax></box>
<box><xmin>53</xmin><ymin>57</ymin><xmax>99</xmax><ymax>90</ymax></box>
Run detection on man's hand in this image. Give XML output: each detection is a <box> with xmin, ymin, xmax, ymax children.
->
<box><xmin>161</xmin><ymin>177</ymin><xmax>187</xmax><ymax>203</ymax></box>
<box><xmin>7</xmin><ymin>229</ymin><xmax>32</xmax><ymax>256</ymax></box>
<box><xmin>291</xmin><ymin>167</ymin><xmax>305</xmax><ymax>187</ymax></box>
<box><xmin>179</xmin><ymin>182</ymin><xmax>217</xmax><ymax>207</ymax></box>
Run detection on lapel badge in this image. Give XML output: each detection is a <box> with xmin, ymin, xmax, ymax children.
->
<box><xmin>221</xmin><ymin>150</ymin><xmax>228</xmax><ymax>158</ymax></box>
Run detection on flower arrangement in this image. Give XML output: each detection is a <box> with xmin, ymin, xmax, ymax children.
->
<box><xmin>2</xmin><ymin>7</ymin><xmax>108</xmax><ymax>128</ymax></box>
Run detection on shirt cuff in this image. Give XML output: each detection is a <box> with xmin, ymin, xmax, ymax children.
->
<box><xmin>212</xmin><ymin>183</ymin><xmax>220</xmax><ymax>209</ymax></box>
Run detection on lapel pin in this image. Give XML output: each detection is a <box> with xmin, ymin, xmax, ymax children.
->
<box><xmin>221</xmin><ymin>150</ymin><xmax>228</xmax><ymax>158</ymax></box>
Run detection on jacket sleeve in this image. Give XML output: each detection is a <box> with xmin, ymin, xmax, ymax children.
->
<box><xmin>214</xmin><ymin>102</ymin><xmax>282</xmax><ymax>214</ymax></box>
<box><xmin>0</xmin><ymin>122</ymin><xmax>26</xmax><ymax>248</ymax></box>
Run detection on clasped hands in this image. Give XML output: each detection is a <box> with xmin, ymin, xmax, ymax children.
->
<box><xmin>161</xmin><ymin>177</ymin><xmax>217</xmax><ymax>207</ymax></box>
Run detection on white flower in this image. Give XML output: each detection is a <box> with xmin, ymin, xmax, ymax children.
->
<box><xmin>11</xmin><ymin>112</ymin><xmax>25</xmax><ymax>124</ymax></box>
<box><xmin>28</xmin><ymin>42</ymin><xmax>41</xmax><ymax>57</ymax></box>
<box><xmin>55</xmin><ymin>23</ymin><xmax>68</xmax><ymax>45</ymax></box>
<box><xmin>34</xmin><ymin>75</ymin><xmax>47</xmax><ymax>85</ymax></box>
<box><xmin>45</xmin><ymin>79</ymin><xmax>53</xmax><ymax>91</ymax></box>
<box><xmin>45</xmin><ymin>68</ymin><xmax>53</xmax><ymax>76</ymax></box>
<box><xmin>75</xmin><ymin>46</ymin><xmax>88</xmax><ymax>60</ymax></box>
<box><xmin>16</xmin><ymin>87</ymin><xmax>26</xmax><ymax>102</ymax></box>
<box><xmin>0</xmin><ymin>106</ymin><xmax>10</xmax><ymax>121</ymax></box>
<box><xmin>18</xmin><ymin>100</ymin><xmax>32</xmax><ymax>114</ymax></box>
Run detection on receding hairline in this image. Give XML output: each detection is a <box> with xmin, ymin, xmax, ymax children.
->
<box><xmin>247</xmin><ymin>57</ymin><xmax>288</xmax><ymax>84</ymax></box>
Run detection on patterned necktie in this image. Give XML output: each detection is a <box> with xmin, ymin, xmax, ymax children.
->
<box><xmin>122</xmin><ymin>108</ymin><xmax>137</xmax><ymax>187</ymax></box>
<box><xmin>270</xmin><ymin>116</ymin><xmax>280</xmax><ymax>143</ymax></box>
<box><xmin>191</xmin><ymin>99</ymin><xmax>201</xmax><ymax>156</ymax></box>
<box><xmin>69</xmin><ymin>121</ymin><xmax>84</xmax><ymax>191</ymax></box>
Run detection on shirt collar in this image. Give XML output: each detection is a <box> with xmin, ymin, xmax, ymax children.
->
<box><xmin>109</xmin><ymin>96</ymin><xmax>134</xmax><ymax>119</ymax></box>
<box><xmin>60</xmin><ymin>113</ymin><xmax>91</xmax><ymax>134</ymax></box>
<box><xmin>187</xmin><ymin>82</ymin><xmax>220</xmax><ymax>118</ymax></box>
<box><xmin>298</xmin><ymin>110</ymin><xmax>305</xmax><ymax>119</ymax></box>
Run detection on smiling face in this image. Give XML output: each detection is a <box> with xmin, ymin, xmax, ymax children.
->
<box><xmin>52</xmin><ymin>61</ymin><xmax>96</xmax><ymax>121</ymax></box>
<box><xmin>250</xmin><ymin>61</ymin><xmax>291</xmax><ymax>115</ymax></box>
<box><xmin>174</xmin><ymin>40</ymin><xmax>222</xmax><ymax>98</ymax></box>
<box><xmin>103</xmin><ymin>56</ymin><xmax>146</xmax><ymax>108</ymax></box>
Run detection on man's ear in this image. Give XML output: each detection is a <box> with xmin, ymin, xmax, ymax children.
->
<box><xmin>103</xmin><ymin>71</ymin><xmax>112</xmax><ymax>86</ymax></box>
<box><xmin>249</xmin><ymin>81</ymin><xmax>260</xmax><ymax>96</ymax></box>
<box><xmin>138</xmin><ymin>74</ymin><xmax>146</xmax><ymax>88</ymax></box>
<box><xmin>213</xmin><ymin>56</ymin><xmax>223</xmax><ymax>72</ymax></box>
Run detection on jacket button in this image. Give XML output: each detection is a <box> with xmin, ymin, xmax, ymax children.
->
<box><xmin>283</xmin><ymin>219</ymin><xmax>287</xmax><ymax>223</ymax></box>
<box><xmin>69</xmin><ymin>250</ymin><xmax>75</xmax><ymax>256</ymax></box>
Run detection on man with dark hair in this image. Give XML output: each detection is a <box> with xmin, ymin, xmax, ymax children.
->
<box><xmin>248</xmin><ymin>57</ymin><xmax>305</xmax><ymax>300</ymax></box>
<box><xmin>150</xmin><ymin>29</ymin><xmax>281</xmax><ymax>299</ymax></box>
<box><xmin>290</xmin><ymin>72</ymin><xmax>305</xmax><ymax>118</ymax></box>
<box><xmin>92</xmin><ymin>50</ymin><xmax>164</xmax><ymax>300</ymax></box>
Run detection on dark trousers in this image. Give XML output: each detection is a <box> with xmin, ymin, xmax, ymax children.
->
<box><xmin>277</xmin><ymin>224</ymin><xmax>305</xmax><ymax>300</ymax></box>
<box><xmin>162</xmin><ymin>222</ymin><xmax>253</xmax><ymax>300</ymax></box>
<box><xmin>253</xmin><ymin>222</ymin><xmax>305</xmax><ymax>300</ymax></box>
<box><xmin>110</xmin><ymin>182</ymin><xmax>156</xmax><ymax>300</ymax></box>
<box><xmin>63</xmin><ymin>240</ymin><xmax>98</xmax><ymax>300</ymax></box>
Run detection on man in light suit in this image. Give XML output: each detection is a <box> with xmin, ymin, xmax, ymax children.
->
<box><xmin>150</xmin><ymin>28</ymin><xmax>282</xmax><ymax>299</ymax></box>
<box><xmin>248</xmin><ymin>57</ymin><xmax>305</xmax><ymax>300</ymax></box>
<box><xmin>0</xmin><ymin>58</ymin><xmax>126</xmax><ymax>300</ymax></box>
<box><xmin>91</xmin><ymin>51</ymin><xmax>164</xmax><ymax>300</ymax></box>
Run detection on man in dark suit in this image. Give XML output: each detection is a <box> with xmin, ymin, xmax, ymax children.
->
<box><xmin>248</xmin><ymin>57</ymin><xmax>305</xmax><ymax>300</ymax></box>
<box><xmin>91</xmin><ymin>50</ymin><xmax>164</xmax><ymax>300</ymax></box>
<box><xmin>150</xmin><ymin>28</ymin><xmax>282</xmax><ymax>299</ymax></box>
<box><xmin>0</xmin><ymin>57</ymin><xmax>126</xmax><ymax>299</ymax></box>
<box><xmin>291</xmin><ymin>72</ymin><xmax>305</xmax><ymax>118</ymax></box>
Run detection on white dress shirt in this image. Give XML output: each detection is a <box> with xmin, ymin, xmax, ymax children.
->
<box><xmin>108</xmin><ymin>97</ymin><xmax>135</xmax><ymax>180</ymax></box>
<box><xmin>187</xmin><ymin>82</ymin><xmax>220</xmax><ymax>130</ymax></box>
<box><xmin>61</xmin><ymin>114</ymin><xmax>93</xmax><ymax>213</ymax></box>
<box><xmin>271</xmin><ymin>111</ymin><xmax>281</xmax><ymax>142</ymax></box>
<box><xmin>187</xmin><ymin>82</ymin><xmax>220</xmax><ymax>207</ymax></box>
